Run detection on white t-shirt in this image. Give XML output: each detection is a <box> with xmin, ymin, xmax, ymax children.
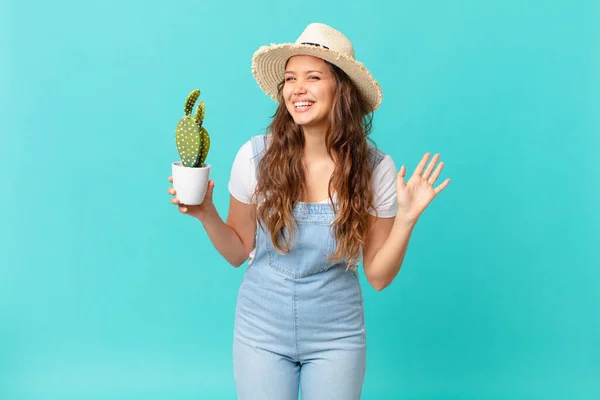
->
<box><xmin>227</xmin><ymin>137</ymin><xmax>398</xmax><ymax>264</ymax></box>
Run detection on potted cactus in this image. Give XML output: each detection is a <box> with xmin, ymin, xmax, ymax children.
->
<box><xmin>171</xmin><ymin>89</ymin><xmax>211</xmax><ymax>205</ymax></box>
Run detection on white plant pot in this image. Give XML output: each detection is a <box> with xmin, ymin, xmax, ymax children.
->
<box><xmin>171</xmin><ymin>161</ymin><xmax>211</xmax><ymax>205</ymax></box>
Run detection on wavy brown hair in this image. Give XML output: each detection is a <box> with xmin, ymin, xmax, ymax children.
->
<box><xmin>251</xmin><ymin>60</ymin><xmax>380</xmax><ymax>267</ymax></box>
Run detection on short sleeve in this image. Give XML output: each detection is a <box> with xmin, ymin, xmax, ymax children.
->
<box><xmin>228</xmin><ymin>139</ymin><xmax>256</xmax><ymax>204</ymax></box>
<box><xmin>369</xmin><ymin>154</ymin><xmax>398</xmax><ymax>218</ymax></box>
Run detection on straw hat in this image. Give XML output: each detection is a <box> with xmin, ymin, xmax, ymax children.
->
<box><xmin>251</xmin><ymin>22</ymin><xmax>383</xmax><ymax>111</ymax></box>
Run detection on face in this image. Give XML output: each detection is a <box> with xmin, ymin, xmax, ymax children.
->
<box><xmin>282</xmin><ymin>55</ymin><xmax>336</xmax><ymax>131</ymax></box>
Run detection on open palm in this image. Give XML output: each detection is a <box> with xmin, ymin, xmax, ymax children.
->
<box><xmin>396</xmin><ymin>152</ymin><xmax>450</xmax><ymax>222</ymax></box>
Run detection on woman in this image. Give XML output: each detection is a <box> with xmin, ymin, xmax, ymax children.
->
<box><xmin>168</xmin><ymin>22</ymin><xmax>450</xmax><ymax>400</ymax></box>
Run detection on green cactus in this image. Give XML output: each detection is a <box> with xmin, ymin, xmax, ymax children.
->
<box><xmin>195</xmin><ymin>100</ymin><xmax>210</xmax><ymax>166</ymax></box>
<box><xmin>199</xmin><ymin>126</ymin><xmax>210</xmax><ymax>166</ymax></box>
<box><xmin>175</xmin><ymin>89</ymin><xmax>211</xmax><ymax>167</ymax></box>
<box><xmin>196</xmin><ymin>100</ymin><xmax>205</xmax><ymax>126</ymax></box>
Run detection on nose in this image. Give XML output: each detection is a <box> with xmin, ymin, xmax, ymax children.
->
<box><xmin>293</xmin><ymin>80</ymin><xmax>307</xmax><ymax>95</ymax></box>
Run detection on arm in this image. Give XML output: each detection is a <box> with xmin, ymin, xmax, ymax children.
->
<box><xmin>199</xmin><ymin>195</ymin><xmax>257</xmax><ymax>268</ymax></box>
<box><xmin>185</xmin><ymin>138</ymin><xmax>258</xmax><ymax>267</ymax></box>
<box><xmin>362</xmin><ymin>214</ymin><xmax>416</xmax><ymax>291</ymax></box>
<box><xmin>363</xmin><ymin>152</ymin><xmax>451</xmax><ymax>290</ymax></box>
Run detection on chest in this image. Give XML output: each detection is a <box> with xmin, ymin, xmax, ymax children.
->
<box><xmin>300</xmin><ymin>161</ymin><xmax>336</xmax><ymax>203</ymax></box>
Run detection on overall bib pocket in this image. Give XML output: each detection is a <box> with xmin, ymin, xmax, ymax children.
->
<box><xmin>265</xmin><ymin>217</ymin><xmax>336</xmax><ymax>279</ymax></box>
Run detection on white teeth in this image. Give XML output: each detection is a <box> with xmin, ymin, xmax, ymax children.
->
<box><xmin>294</xmin><ymin>101</ymin><xmax>314</xmax><ymax>107</ymax></box>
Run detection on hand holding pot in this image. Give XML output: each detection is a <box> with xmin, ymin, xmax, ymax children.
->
<box><xmin>168</xmin><ymin>176</ymin><xmax>215</xmax><ymax>220</ymax></box>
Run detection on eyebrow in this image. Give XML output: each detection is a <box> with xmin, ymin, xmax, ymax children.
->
<box><xmin>284</xmin><ymin>69</ymin><xmax>324</xmax><ymax>74</ymax></box>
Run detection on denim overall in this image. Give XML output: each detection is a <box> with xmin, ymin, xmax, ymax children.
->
<box><xmin>232</xmin><ymin>135</ymin><xmax>385</xmax><ymax>400</ymax></box>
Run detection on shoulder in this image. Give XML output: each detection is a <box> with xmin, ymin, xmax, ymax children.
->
<box><xmin>367</xmin><ymin>144</ymin><xmax>398</xmax><ymax>217</ymax></box>
<box><xmin>234</xmin><ymin>134</ymin><xmax>268</xmax><ymax>160</ymax></box>
<box><xmin>246</xmin><ymin>134</ymin><xmax>272</xmax><ymax>158</ymax></box>
<box><xmin>229</xmin><ymin>135</ymin><xmax>264</xmax><ymax>204</ymax></box>
<box><xmin>236</xmin><ymin>137</ymin><xmax>253</xmax><ymax>156</ymax></box>
<box><xmin>367</xmin><ymin>143</ymin><xmax>392</xmax><ymax>171</ymax></box>
<box><xmin>370</xmin><ymin>149</ymin><xmax>396</xmax><ymax>188</ymax></box>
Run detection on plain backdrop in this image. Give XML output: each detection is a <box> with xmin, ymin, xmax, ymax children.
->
<box><xmin>1</xmin><ymin>0</ymin><xmax>598</xmax><ymax>399</ymax></box>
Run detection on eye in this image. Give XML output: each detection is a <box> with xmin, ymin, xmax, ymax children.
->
<box><xmin>309</xmin><ymin>76</ymin><xmax>320</xmax><ymax>80</ymax></box>
<box><xmin>285</xmin><ymin>77</ymin><xmax>295</xmax><ymax>82</ymax></box>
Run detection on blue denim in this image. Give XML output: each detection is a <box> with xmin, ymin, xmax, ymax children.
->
<box><xmin>232</xmin><ymin>135</ymin><xmax>384</xmax><ymax>399</ymax></box>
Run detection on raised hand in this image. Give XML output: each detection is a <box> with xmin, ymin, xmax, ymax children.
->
<box><xmin>168</xmin><ymin>176</ymin><xmax>215</xmax><ymax>221</ymax></box>
<box><xmin>396</xmin><ymin>153</ymin><xmax>450</xmax><ymax>223</ymax></box>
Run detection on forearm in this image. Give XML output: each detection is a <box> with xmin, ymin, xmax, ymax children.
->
<box><xmin>366</xmin><ymin>216</ymin><xmax>416</xmax><ymax>291</ymax></box>
<box><xmin>198</xmin><ymin>204</ymin><xmax>250</xmax><ymax>267</ymax></box>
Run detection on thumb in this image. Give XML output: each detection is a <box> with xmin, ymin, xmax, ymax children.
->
<box><xmin>206</xmin><ymin>180</ymin><xmax>215</xmax><ymax>196</ymax></box>
<box><xmin>396</xmin><ymin>166</ymin><xmax>406</xmax><ymax>188</ymax></box>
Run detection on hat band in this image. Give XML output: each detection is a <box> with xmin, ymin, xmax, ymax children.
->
<box><xmin>300</xmin><ymin>42</ymin><xmax>330</xmax><ymax>49</ymax></box>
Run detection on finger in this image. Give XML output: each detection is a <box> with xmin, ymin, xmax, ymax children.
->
<box><xmin>168</xmin><ymin>176</ymin><xmax>173</xmax><ymax>182</ymax></box>
<box><xmin>171</xmin><ymin>197</ymin><xmax>180</xmax><ymax>205</ymax></box>
<box><xmin>205</xmin><ymin>180</ymin><xmax>215</xmax><ymax>197</ymax></box>
<box><xmin>428</xmin><ymin>161</ymin><xmax>444</xmax><ymax>185</ymax></box>
<box><xmin>179</xmin><ymin>205</ymin><xmax>188</xmax><ymax>213</ymax></box>
<box><xmin>422</xmin><ymin>153</ymin><xmax>440</xmax><ymax>180</ymax></box>
<box><xmin>396</xmin><ymin>165</ymin><xmax>406</xmax><ymax>187</ymax></box>
<box><xmin>434</xmin><ymin>178</ymin><xmax>451</xmax><ymax>195</ymax></box>
<box><xmin>412</xmin><ymin>153</ymin><xmax>430</xmax><ymax>177</ymax></box>
<box><xmin>167</xmin><ymin>187</ymin><xmax>177</xmax><ymax>195</ymax></box>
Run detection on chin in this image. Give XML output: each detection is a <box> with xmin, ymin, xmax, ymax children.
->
<box><xmin>293</xmin><ymin>117</ymin><xmax>312</xmax><ymax>125</ymax></box>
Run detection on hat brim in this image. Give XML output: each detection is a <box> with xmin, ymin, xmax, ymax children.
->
<box><xmin>252</xmin><ymin>43</ymin><xmax>382</xmax><ymax>112</ymax></box>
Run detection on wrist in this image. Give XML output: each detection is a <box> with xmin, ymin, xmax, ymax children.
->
<box><xmin>394</xmin><ymin>212</ymin><xmax>418</xmax><ymax>229</ymax></box>
<box><xmin>198</xmin><ymin>203</ymin><xmax>218</xmax><ymax>224</ymax></box>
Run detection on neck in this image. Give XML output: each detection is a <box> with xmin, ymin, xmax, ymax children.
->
<box><xmin>301</xmin><ymin>125</ymin><xmax>330</xmax><ymax>162</ymax></box>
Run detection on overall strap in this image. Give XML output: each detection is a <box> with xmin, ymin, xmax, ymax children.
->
<box><xmin>368</xmin><ymin>144</ymin><xmax>386</xmax><ymax>170</ymax></box>
<box><xmin>250</xmin><ymin>134</ymin><xmax>268</xmax><ymax>171</ymax></box>
<box><xmin>248</xmin><ymin>135</ymin><xmax>269</xmax><ymax>252</ymax></box>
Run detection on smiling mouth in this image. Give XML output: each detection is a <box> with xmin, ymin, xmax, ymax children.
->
<box><xmin>293</xmin><ymin>101</ymin><xmax>315</xmax><ymax>111</ymax></box>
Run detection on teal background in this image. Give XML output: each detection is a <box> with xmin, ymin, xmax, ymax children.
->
<box><xmin>1</xmin><ymin>0</ymin><xmax>598</xmax><ymax>398</ymax></box>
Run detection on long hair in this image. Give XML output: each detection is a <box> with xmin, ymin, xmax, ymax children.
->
<box><xmin>251</xmin><ymin>61</ymin><xmax>379</xmax><ymax>267</ymax></box>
